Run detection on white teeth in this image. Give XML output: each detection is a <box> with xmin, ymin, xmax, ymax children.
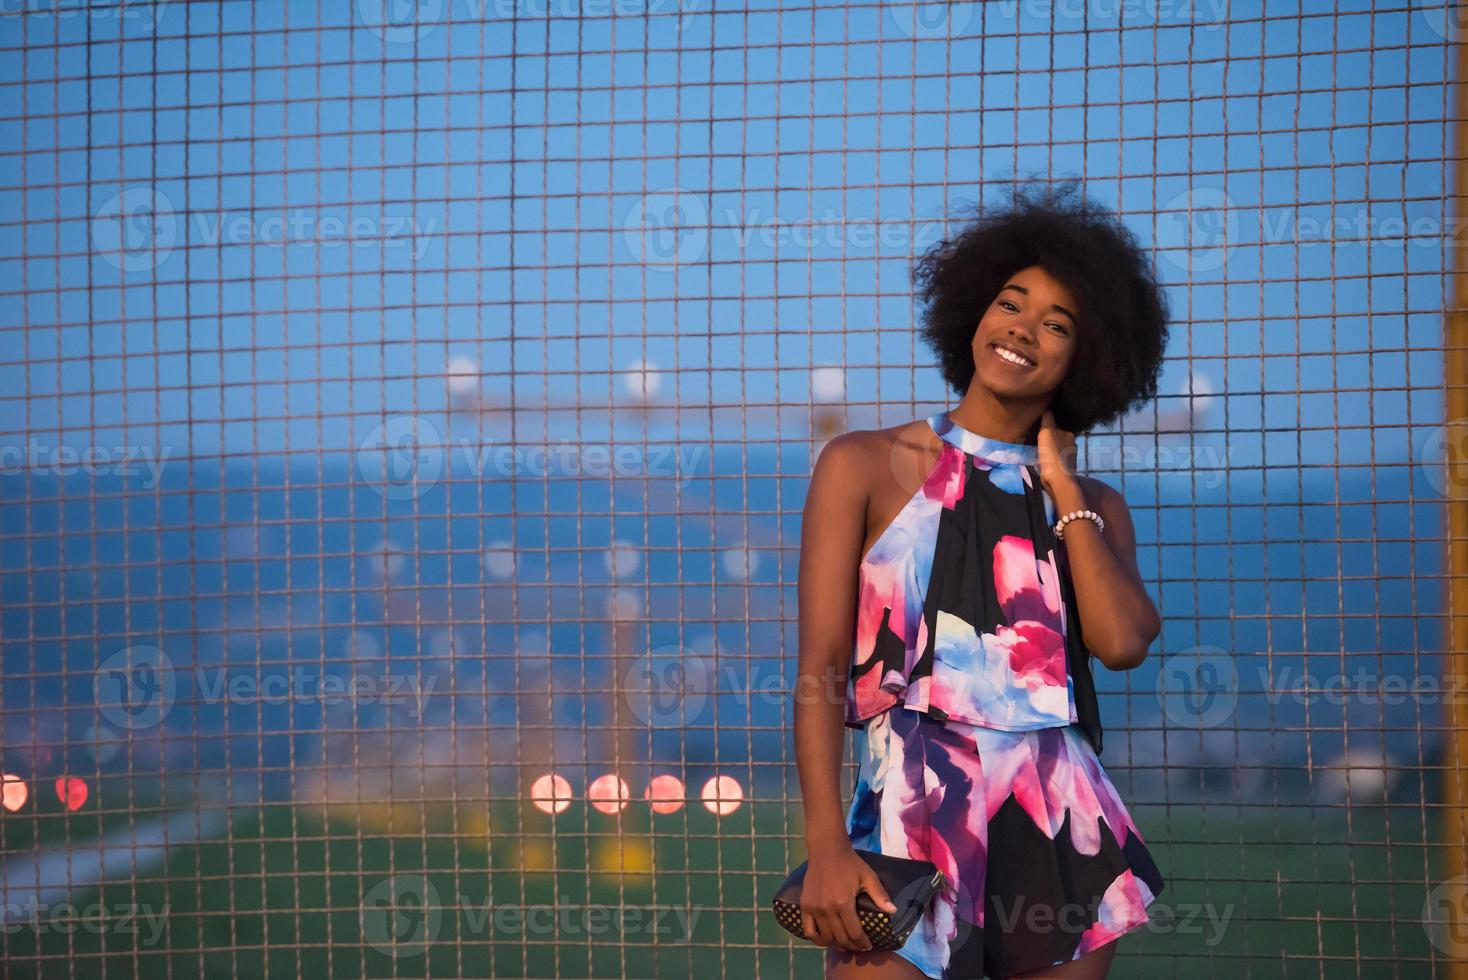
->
<box><xmin>994</xmin><ymin>344</ymin><xmax>1033</xmax><ymax>367</ymax></box>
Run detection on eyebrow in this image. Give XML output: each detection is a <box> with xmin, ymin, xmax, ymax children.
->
<box><xmin>998</xmin><ymin>283</ymin><xmax>1077</xmax><ymax>325</ymax></box>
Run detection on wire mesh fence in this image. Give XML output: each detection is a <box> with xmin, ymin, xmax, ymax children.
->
<box><xmin>0</xmin><ymin>0</ymin><xmax>1464</xmax><ymax>977</ymax></box>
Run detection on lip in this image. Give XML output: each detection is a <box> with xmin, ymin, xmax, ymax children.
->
<box><xmin>989</xmin><ymin>341</ymin><xmax>1037</xmax><ymax>369</ymax></box>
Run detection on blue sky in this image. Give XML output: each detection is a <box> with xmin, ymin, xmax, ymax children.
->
<box><xmin>0</xmin><ymin>0</ymin><xmax>1454</xmax><ymax>472</ymax></box>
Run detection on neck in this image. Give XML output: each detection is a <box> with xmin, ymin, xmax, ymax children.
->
<box><xmin>947</xmin><ymin>387</ymin><xmax>1045</xmax><ymax>446</ymax></box>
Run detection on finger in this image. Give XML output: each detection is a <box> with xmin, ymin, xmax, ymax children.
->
<box><xmin>859</xmin><ymin>871</ymin><xmax>898</xmax><ymax>913</ymax></box>
<box><xmin>818</xmin><ymin>906</ymin><xmax>858</xmax><ymax>951</ymax></box>
<box><xmin>818</xmin><ymin>910</ymin><xmax>846</xmax><ymax>949</ymax></box>
<box><xmin>834</xmin><ymin>900</ymin><xmax>871</xmax><ymax>951</ymax></box>
<box><xmin>803</xmin><ymin>910</ymin><xmax>828</xmax><ymax>946</ymax></box>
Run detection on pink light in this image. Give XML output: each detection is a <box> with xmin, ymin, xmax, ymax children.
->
<box><xmin>1</xmin><ymin>774</ymin><xmax>28</xmax><ymax>812</ymax></box>
<box><xmin>700</xmin><ymin>775</ymin><xmax>743</xmax><ymax>815</ymax></box>
<box><xmin>645</xmin><ymin>774</ymin><xmax>686</xmax><ymax>814</ymax></box>
<box><xmin>529</xmin><ymin>773</ymin><xmax>572</xmax><ymax>815</ymax></box>
<box><xmin>587</xmin><ymin>774</ymin><xmax>630</xmax><ymax>814</ymax></box>
<box><xmin>646</xmin><ymin>774</ymin><xmax>685</xmax><ymax>814</ymax></box>
<box><xmin>54</xmin><ymin>776</ymin><xmax>88</xmax><ymax>812</ymax></box>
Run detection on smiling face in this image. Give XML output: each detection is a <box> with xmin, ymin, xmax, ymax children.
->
<box><xmin>969</xmin><ymin>265</ymin><xmax>1080</xmax><ymax>402</ymax></box>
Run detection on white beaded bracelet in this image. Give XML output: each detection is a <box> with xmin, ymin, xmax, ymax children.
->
<box><xmin>1054</xmin><ymin>509</ymin><xmax>1104</xmax><ymax>540</ymax></box>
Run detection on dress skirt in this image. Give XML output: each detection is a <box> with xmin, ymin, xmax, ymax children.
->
<box><xmin>828</xmin><ymin>705</ymin><xmax>1166</xmax><ymax>979</ymax></box>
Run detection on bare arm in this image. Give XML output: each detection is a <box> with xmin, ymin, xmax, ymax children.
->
<box><xmin>793</xmin><ymin>432</ymin><xmax>867</xmax><ymax>851</ymax></box>
<box><xmin>791</xmin><ymin>432</ymin><xmax>896</xmax><ymax>951</ymax></box>
<box><xmin>1049</xmin><ymin>476</ymin><xmax>1161</xmax><ymax>671</ymax></box>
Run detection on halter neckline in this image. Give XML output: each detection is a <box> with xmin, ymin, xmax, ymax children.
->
<box><xmin>927</xmin><ymin>410</ymin><xmax>1040</xmax><ymax>466</ymax></box>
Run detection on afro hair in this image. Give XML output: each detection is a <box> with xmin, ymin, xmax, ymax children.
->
<box><xmin>911</xmin><ymin>179</ymin><xmax>1170</xmax><ymax>435</ymax></box>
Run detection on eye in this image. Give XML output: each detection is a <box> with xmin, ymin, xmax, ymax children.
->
<box><xmin>1000</xmin><ymin>300</ymin><xmax>1070</xmax><ymax>335</ymax></box>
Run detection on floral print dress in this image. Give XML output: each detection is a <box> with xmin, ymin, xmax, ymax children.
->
<box><xmin>834</xmin><ymin>410</ymin><xmax>1166</xmax><ymax>978</ymax></box>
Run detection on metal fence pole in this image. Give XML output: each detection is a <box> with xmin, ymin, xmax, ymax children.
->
<box><xmin>1444</xmin><ymin>14</ymin><xmax>1468</xmax><ymax>979</ymax></box>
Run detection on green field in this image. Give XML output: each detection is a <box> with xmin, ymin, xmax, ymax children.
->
<box><xmin>0</xmin><ymin>795</ymin><xmax>1454</xmax><ymax>978</ymax></box>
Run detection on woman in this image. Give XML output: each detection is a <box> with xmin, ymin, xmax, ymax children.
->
<box><xmin>794</xmin><ymin>181</ymin><xmax>1170</xmax><ymax>979</ymax></box>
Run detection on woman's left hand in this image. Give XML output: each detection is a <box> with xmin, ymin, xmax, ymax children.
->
<box><xmin>1036</xmin><ymin>409</ymin><xmax>1080</xmax><ymax>494</ymax></box>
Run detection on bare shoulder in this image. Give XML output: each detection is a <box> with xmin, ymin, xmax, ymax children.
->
<box><xmin>810</xmin><ymin>421</ymin><xmax>927</xmax><ymax>516</ymax></box>
<box><xmin>812</xmin><ymin>427</ymin><xmax>870</xmax><ymax>472</ymax></box>
<box><xmin>817</xmin><ymin>419</ymin><xmax>918</xmax><ymax>468</ymax></box>
<box><xmin>842</xmin><ymin>419</ymin><xmax>937</xmax><ymax>482</ymax></box>
<box><xmin>806</xmin><ymin>429</ymin><xmax>872</xmax><ymax>504</ymax></box>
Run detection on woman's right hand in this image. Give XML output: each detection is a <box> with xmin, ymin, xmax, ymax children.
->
<box><xmin>799</xmin><ymin>844</ymin><xmax>898</xmax><ymax>952</ymax></box>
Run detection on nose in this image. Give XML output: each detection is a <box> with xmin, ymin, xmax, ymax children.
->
<box><xmin>1007</xmin><ymin>324</ymin><xmax>1037</xmax><ymax>346</ymax></box>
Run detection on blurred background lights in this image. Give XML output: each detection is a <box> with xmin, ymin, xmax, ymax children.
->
<box><xmin>700</xmin><ymin>775</ymin><xmax>743</xmax><ymax>815</ymax></box>
<box><xmin>603</xmin><ymin>540</ymin><xmax>642</xmax><ymax>579</ymax></box>
<box><xmin>54</xmin><ymin>776</ymin><xmax>88</xmax><ymax>811</ymax></box>
<box><xmin>366</xmin><ymin>540</ymin><xmax>406</xmax><ymax>583</ymax></box>
<box><xmin>620</xmin><ymin>358</ymin><xmax>662</xmax><ymax>401</ymax></box>
<box><xmin>445</xmin><ymin>355</ymin><xmax>480</xmax><ymax>396</ymax></box>
<box><xmin>587</xmin><ymin>774</ymin><xmax>631</xmax><ymax>814</ymax></box>
<box><xmin>529</xmin><ymin>773</ymin><xmax>572</xmax><ymax>815</ymax></box>
<box><xmin>1</xmin><ymin>774</ymin><xmax>28</xmax><ymax>812</ymax></box>
<box><xmin>481</xmin><ymin>539</ymin><xmax>517</xmax><ymax>579</ymax></box>
<box><xmin>811</xmin><ymin>365</ymin><xmax>846</xmax><ymax>401</ymax></box>
<box><xmin>646</xmin><ymin>774</ymin><xmax>685</xmax><ymax>815</ymax></box>
<box><xmin>720</xmin><ymin>544</ymin><xmax>759</xmax><ymax>581</ymax></box>
<box><xmin>1319</xmin><ymin>748</ymin><xmax>1399</xmax><ymax>804</ymax></box>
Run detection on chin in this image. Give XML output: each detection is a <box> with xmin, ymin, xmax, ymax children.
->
<box><xmin>976</xmin><ymin>365</ymin><xmax>1035</xmax><ymax>395</ymax></box>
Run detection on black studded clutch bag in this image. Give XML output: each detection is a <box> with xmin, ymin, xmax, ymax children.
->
<box><xmin>769</xmin><ymin>848</ymin><xmax>945</xmax><ymax>950</ymax></box>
